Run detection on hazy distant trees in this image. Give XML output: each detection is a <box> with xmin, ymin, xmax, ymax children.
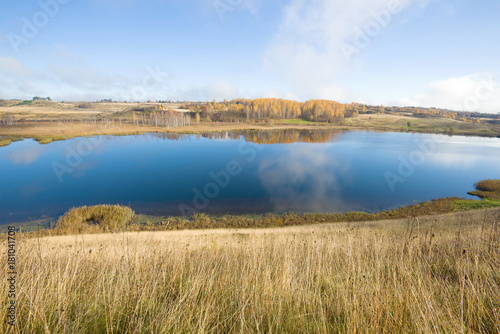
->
<box><xmin>0</xmin><ymin>114</ymin><xmax>14</xmax><ymax>126</ymax></box>
<box><xmin>135</xmin><ymin>109</ymin><xmax>191</xmax><ymax>128</ymax></box>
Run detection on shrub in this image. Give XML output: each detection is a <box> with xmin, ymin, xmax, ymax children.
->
<box><xmin>56</xmin><ymin>205</ymin><xmax>135</xmax><ymax>233</ymax></box>
<box><xmin>14</xmin><ymin>100</ymin><xmax>33</xmax><ymax>106</ymax></box>
<box><xmin>77</xmin><ymin>103</ymin><xmax>94</xmax><ymax>109</ymax></box>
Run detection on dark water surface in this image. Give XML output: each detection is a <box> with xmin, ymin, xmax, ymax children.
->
<box><xmin>1</xmin><ymin>130</ymin><xmax>499</xmax><ymax>223</ymax></box>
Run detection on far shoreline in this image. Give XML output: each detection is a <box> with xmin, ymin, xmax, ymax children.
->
<box><xmin>1</xmin><ymin>121</ymin><xmax>500</xmax><ymax>148</ymax></box>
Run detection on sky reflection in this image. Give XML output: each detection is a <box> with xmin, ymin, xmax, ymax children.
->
<box><xmin>0</xmin><ymin>130</ymin><xmax>499</xmax><ymax>224</ymax></box>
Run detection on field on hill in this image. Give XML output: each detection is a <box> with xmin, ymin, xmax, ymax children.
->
<box><xmin>345</xmin><ymin>113</ymin><xmax>500</xmax><ymax>137</ymax></box>
<box><xmin>0</xmin><ymin>100</ymin><xmax>157</xmax><ymax>120</ymax></box>
<box><xmin>2</xmin><ymin>209</ymin><xmax>499</xmax><ymax>333</ymax></box>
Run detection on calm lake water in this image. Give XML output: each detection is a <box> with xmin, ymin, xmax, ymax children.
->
<box><xmin>1</xmin><ymin>130</ymin><xmax>499</xmax><ymax>224</ymax></box>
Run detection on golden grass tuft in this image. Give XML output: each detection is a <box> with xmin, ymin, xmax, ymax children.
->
<box><xmin>55</xmin><ymin>205</ymin><xmax>135</xmax><ymax>233</ymax></box>
<box><xmin>475</xmin><ymin>179</ymin><xmax>500</xmax><ymax>193</ymax></box>
<box><xmin>469</xmin><ymin>180</ymin><xmax>500</xmax><ymax>200</ymax></box>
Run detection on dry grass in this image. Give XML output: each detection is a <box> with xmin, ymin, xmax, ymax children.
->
<box><xmin>0</xmin><ymin>101</ymin><xmax>133</xmax><ymax>119</ymax></box>
<box><xmin>0</xmin><ymin>137</ymin><xmax>22</xmax><ymax>147</ymax></box>
<box><xmin>469</xmin><ymin>180</ymin><xmax>500</xmax><ymax>200</ymax></box>
<box><xmin>56</xmin><ymin>205</ymin><xmax>135</xmax><ymax>233</ymax></box>
<box><xmin>476</xmin><ymin>180</ymin><xmax>500</xmax><ymax>193</ymax></box>
<box><xmin>347</xmin><ymin>113</ymin><xmax>500</xmax><ymax>137</ymax></box>
<box><xmin>1</xmin><ymin>209</ymin><xmax>499</xmax><ymax>333</ymax></box>
<box><xmin>18</xmin><ymin>197</ymin><xmax>500</xmax><ymax>237</ymax></box>
<box><xmin>0</xmin><ymin>103</ymin><xmax>105</xmax><ymax>120</ymax></box>
<box><xmin>0</xmin><ymin>121</ymin><xmax>347</xmax><ymax>145</ymax></box>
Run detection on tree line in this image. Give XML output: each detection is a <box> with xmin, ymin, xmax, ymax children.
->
<box><xmin>182</xmin><ymin>98</ymin><xmax>363</xmax><ymax>123</ymax></box>
<box><xmin>179</xmin><ymin>98</ymin><xmax>496</xmax><ymax>124</ymax></box>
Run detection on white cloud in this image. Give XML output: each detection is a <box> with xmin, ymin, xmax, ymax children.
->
<box><xmin>0</xmin><ymin>51</ymin><xmax>244</xmax><ymax>102</ymax></box>
<box><xmin>206</xmin><ymin>80</ymin><xmax>238</xmax><ymax>100</ymax></box>
<box><xmin>263</xmin><ymin>0</ymin><xmax>433</xmax><ymax>101</ymax></box>
<box><xmin>397</xmin><ymin>73</ymin><xmax>500</xmax><ymax>113</ymax></box>
<box><xmin>0</xmin><ymin>56</ymin><xmax>31</xmax><ymax>76</ymax></box>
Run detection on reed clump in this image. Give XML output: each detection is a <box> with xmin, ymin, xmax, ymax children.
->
<box><xmin>475</xmin><ymin>179</ymin><xmax>500</xmax><ymax>193</ymax></box>
<box><xmin>469</xmin><ymin>179</ymin><xmax>500</xmax><ymax>200</ymax></box>
<box><xmin>55</xmin><ymin>204</ymin><xmax>135</xmax><ymax>233</ymax></box>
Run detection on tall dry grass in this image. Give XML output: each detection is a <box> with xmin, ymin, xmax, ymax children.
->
<box><xmin>56</xmin><ymin>205</ymin><xmax>135</xmax><ymax>234</ymax></box>
<box><xmin>476</xmin><ymin>180</ymin><xmax>500</xmax><ymax>193</ymax></box>
<box><xmin>1</xmin><ymin>209</ymin><xmax>499</xmax><ymax>333</ymax></box>
<box><xmin>470</xmin><ymin>180</ymin><xmax>500</xmax><ymax>200</ymax></box>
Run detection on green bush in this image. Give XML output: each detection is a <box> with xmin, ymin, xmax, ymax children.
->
<box><xmin>56</xmin><ymin>205</ymin><xmax>135</xmax><ymax>233</ymax></box>
<box><xmin>14</xmin><ymin>100</ymin><xmax>33</xmax><ymax>106</ymax></box>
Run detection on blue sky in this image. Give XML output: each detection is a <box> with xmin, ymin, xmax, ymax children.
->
<box><xmin>0</xmin><ymin>0</ymin><xmax>499</xmax><ymax>113</ymax></box>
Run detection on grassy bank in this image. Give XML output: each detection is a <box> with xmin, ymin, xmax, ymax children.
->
<box><xmin>0</xmin><ymin>113</ymin><xmax>498</xmax><ymax>147</ymax></box>
<box><xmin>1</xmin><ymin>100</ymin><xmax>499</xmax><ymax>145</ymax></box>
<box><xmin>469</xmin><ymin>180</ymin><xmax>500</xmax><ymax>200</ymax></box>
<box><xmin>0</xmin><ymin>123</ymin><xmax>341</xmax><ymax>146</ymax></box>
<box><xmin>1</xmin><ymin>208</ymin><xmax>499</xmax><ymax>333</ymax></box>
<box><xmin>0</xmin><ymin>136</ymin><xmax>22</xmax><ymax>147</ymax></box>
<box><xmin>12</xmin><ymin>196</ymin><xmax>500</xmax><ymax>237</ymax></box>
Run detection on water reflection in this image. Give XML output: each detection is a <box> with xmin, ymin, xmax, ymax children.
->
<box><xmin>0</xmin><ymin>130</ymin><xmax>499</xmax><ymax>223</ymax></box>
<box><xmin>145</xmin><ymin>129</ymin><xmax>341</xmax><ymax>144</ymax></box>
<box><xmin>240</xmin><ymin>130</ymin><xmax>340</xmax><ymax>144</ymax></box>
<box><xmin>7</xmin><ymin>143</ymin><xmax>48</xmax><ymax>165</ymax></box>
<box><xmin>425</xmin><ymin>136</ymin><xmax>500</xmax><ymax>170</ymax></box>
<box><xmin>258</xmin><ymin>145</ymin><xmax>350</xmax><ymax>212</ymax></box>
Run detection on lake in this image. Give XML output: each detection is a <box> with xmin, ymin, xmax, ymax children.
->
<box><xmin>1</xmin><ymin>130</ymin><xmax>499</xmax><ymax>224</ymax></box>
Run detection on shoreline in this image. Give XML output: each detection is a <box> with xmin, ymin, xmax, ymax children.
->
<box><xmin>6</xmin><ymin>206</ymin><xmax>500</xmax><ymax>240</ymax></box>
<box><xmin>8</xmin><ymin>196</ymin><xmax>500</xmax><ymax>235</ymax></box>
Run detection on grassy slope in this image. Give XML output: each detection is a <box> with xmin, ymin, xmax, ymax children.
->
<box><xmin>1</xmin><ymin>208</ymin><xmax>499</xmax><ymax>333</ymax></box>
<box><xmin>277</xmin><ymin>118</ymin><xmax>320</xmax><ymax>125</ymax></box>
<box><xmin>346</xmin><ymin>113</ymin><xmax>500</xmax><ymax>137</ymax></box>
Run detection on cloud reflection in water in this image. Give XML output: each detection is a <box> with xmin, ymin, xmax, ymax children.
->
<box><xmin>258</xmin><ymin>144</ymin><xmax>351</xmax><ymax>213</ymax></box>
<box><xmin>7</xmin><ymin>144</ymin><xmax>47</xmax><ymax>165</ymax></box>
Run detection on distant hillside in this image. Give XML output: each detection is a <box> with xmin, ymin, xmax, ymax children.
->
<box><xmin>177</xmin><ymin>98</ymin><xmax>500</xmax><ymax>125</ymax></box>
